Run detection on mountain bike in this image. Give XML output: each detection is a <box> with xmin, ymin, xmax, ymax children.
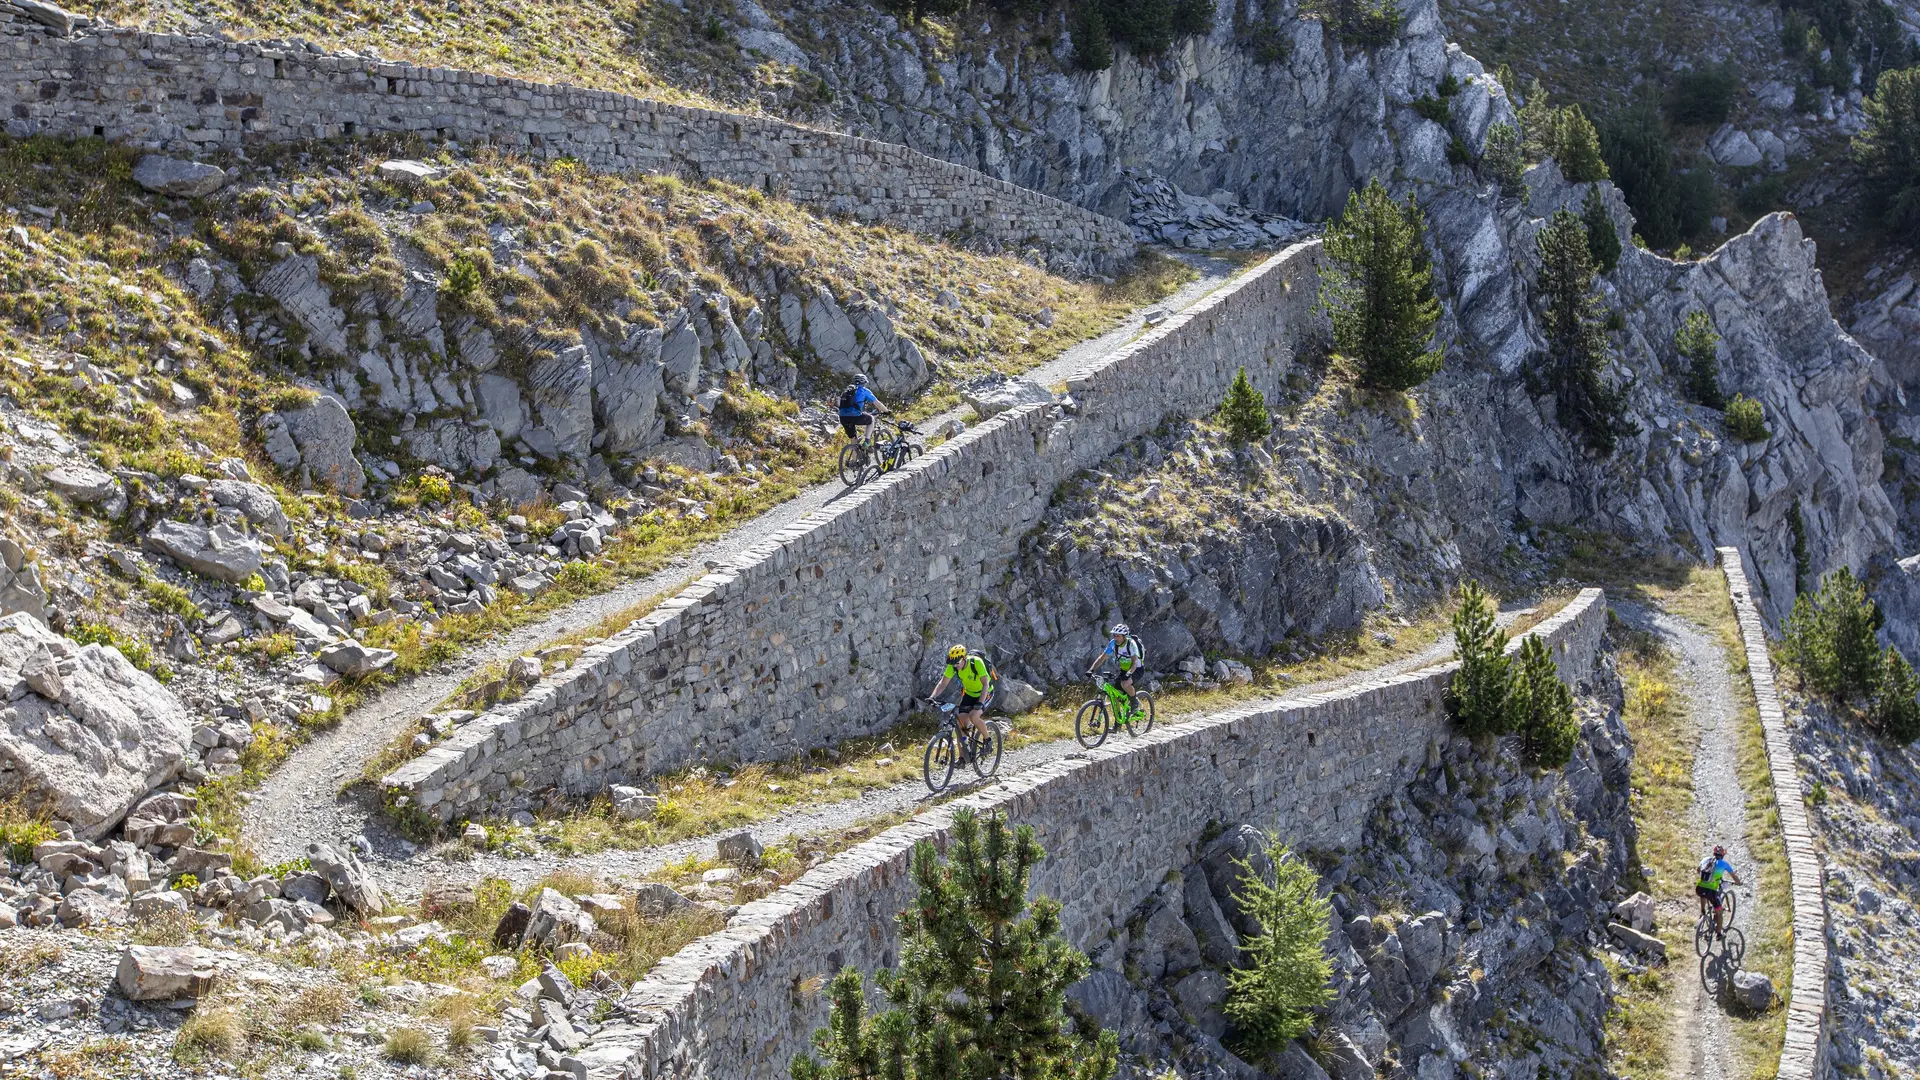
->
<box><xmin>1694</xmin><ymin>886</ymin><xmax>1745</xmax><ymax>960</ymax></box>
<box><xmin>923</xmin><ymin>700</ymin><xmax>1003</xmax><ymax>793</ymax></box>
<box><xmin>838</xmin><ymin>418</ymin><xmax>922</xmax><ymax>486</ymax></box>
<box><xmin>873</xmin><ymin>419</ymin><xmax>924</xmax><ymax>474</ymax></box>
<box><xmin>1075</xmin><ymin>674</ymin><xmax>1154</xmax><ymax>749</ymax></box>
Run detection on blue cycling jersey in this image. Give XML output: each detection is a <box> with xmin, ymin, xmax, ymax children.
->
<box><xmin>839</xmin><ymin>386</ymin><xmax>878</xmax><ymax>417</ymax></box>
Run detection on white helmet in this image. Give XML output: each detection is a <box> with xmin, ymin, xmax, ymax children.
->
<box><xmin>1110</xmin><ymin>623</ymin><xmax>1130</xmax><ymax>636</ymax></box>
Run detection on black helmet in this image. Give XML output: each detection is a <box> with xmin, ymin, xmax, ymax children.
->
<box><xmin>1713</xmin><ymin>845</ymin><xmax>1725</xmax><ymax>857</ymax></box>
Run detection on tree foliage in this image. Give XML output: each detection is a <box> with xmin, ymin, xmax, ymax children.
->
<box><xmin>1532</xmin><ymin>104</ymin><xmax>1609</xmax><ymax>183</ymax></box>
<box><xmin>1873</xmin><ymin>646</ymin><xmax>1920</xmax><ymax>743</ymax></box>
<box><xmin>1783</xmin><ymin>566</ymin><xmax>1885</xmax><ymax>703</ymax></box>
<box><xmin>1535</xmin><ymin>210</ymin><xmax>1636</xmax><ymax>455</ymax></box>
<box><xmin>1582</xmin><ymin>189</ymin><xmax>1621</xmax><ymax>275</ymax></box>
<box><xmin>1600</xmin><ymin>100</ymin><xmax>1714</xmax><ymax>250</ymax></box>
<box><xmin>1067</xmin><ymin>0</ymin><xmax>1214</xmax><ymax>68</ymax></box>
<box><xmin>1510</xmin><ymin>635</ymin><xmax>1578</xmax><ymax>767</ymax></box>
<box><xmin>1301</xmin><ymin>0</ymin><xmax>1402</xmax><ymax>47</ymax></box>
<box><xmin>1220</xmin><ymin>367</ymin><xmax>1273</xmax><ymax>445</ymax></box>
<box><xmin>1724</xmin><ymin>393</ymin><xmax>1769</xmax><ymax>441</ymax></box>
<box><xmin>1664</xmin><ymin>63</ymin><xmax>1739</xmax><ymax>127</ymax></box>
<box><xmin>1854</xmin><ymin>66</ymin><xmax>1920</xmax><ymax>240</ymax></box>
<box><xmin>1320</xmin><ymin>179</ymin><xmax>1444</xmax><ymax>392</ymax></box>
<box><xmin>1674</xmin><ymin>308</ymin><xmax>1724</xmax><ymax>409</ymax></box>
<box><xmin>791</xmin><ymin>809</ymin><xmax>1119</xmax><ymax>1080</ymax></box>
<box><xmin>1482</xmin><ymin>122</ymin><xmax>1525</xmax><ymax>194</ymax></box>
<box><xmin>1222</xmin><ymin>845</ymin><xmax>1335</xmax><ymax>1057</ymax></box>
<box><xmin>1445</xmin><ymin>581</ymin><xmax>1512</xmax><ymax>737</ymax></box>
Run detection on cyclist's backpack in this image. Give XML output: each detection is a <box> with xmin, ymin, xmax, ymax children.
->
<box><xmin>1124</xmin><ymin>634</ymin><xmax>1146</xmax><ymax>668</ymax></box>
<box><xmin>838</xmin><ymin>384</ymin><xmax>861</xmax><ymax>413</ymax></box>
<box><xmin>1698</xmin><ymin>857</ymin><xmax>1717</xmax><ymax>886</ymax></box>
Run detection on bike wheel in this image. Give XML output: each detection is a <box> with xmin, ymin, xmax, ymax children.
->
<box><xmin>971</xmin><ymin>723</ymin><xmax>1003</xmax><ymax>778</ymax></box>
<box><xmin>923</xmin><ymin>731</ymin><xmax>956</xmax><ymax>793</ymax></box>
<box><xmin>838</xmin><ymin>442</ymin><xmax>869</xmax><ymax>486</ymax></box>
<box><xmin>1132</xmin><ymin>692</ymin><xmax>1155</xmax><ymax>736</ymax></box>
<box><xmin>1694</xmin><ymin>915</ymin><xmax>1714</xmax><ymax>958</ymax></box>
<box><xmin>1723</xmin><ymin>889</ymin><xmax>1738</xmax><ymax>924</ymax></box>
<box><xmin>1075</xmin><ymin>699</ymin><xmax>1109</xmax><ymax>749</ymax></box>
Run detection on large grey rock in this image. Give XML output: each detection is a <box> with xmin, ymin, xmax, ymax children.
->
<box><xmin>1064</xmin><ymin>968</ymin><xmax>1132</xmax><ymax>1033</ymax></box>
<box><xmin>255</xmin><ymin>255</ymin><xmax>349</xmax><ymax>359</ymax></box>
<box><xmin>13</xmin><ymin>0</ymin><xmax>76</xmax><ymax>34</ymax></box>
<box><xmin>146</xmin><ymin>520</ymin><xmax>264</xmax><ymax>584</ymax></box>
<box><xmin>45</xmin><ymin>465</ymin><xmax>123</xmax><ymax>512</ymax></box>
<box><xmin>131</xmin><ymin>155</ymin><xmax>227</xmax><ymax>198</ymax></box>
<box><xmin>305</xmin><ymin>841</ymin><xmax>384</xmax><ymax>916</ymax></box>
<box><xmin>1730</xmin><ymin>969</ymin><xmax>1774</xmax><ymax>1012</ymax></box>
<box><xmin>260</xmin><ymin>393</ymin><xmax>363</xmax><ymax>497</ymax></box>
<box><xmin>0</xmin><ymin>613</ymin><xmax>194</xmax><ymax>840</ymax></box>
<box><xmin>1607</xmin><ymin>921</ymin><xmax>1667</xmax><ymax>960</ymax></box>
<box><xmin>407</xmin><ymin>420</ymin><xmax>501</xmax><ymax>476</ymax></box>
<box><xmin>716</xmin><ymin>830</ymin><xmax>764</xmax><ymax>867</ymax></box>
<box><xmin>1399</xmin><ymin>911</ymin><xmax>1452</xmax><ymax>989</ymax></box>
<box><xmin>1171</xmin><ymin>968</ymin><xmax>1229</xmax><ymax>1038</ymax></box>
<box><xmin>206</xmin><ymin>480</ymin><xmax>289</xmax><ymax>537</ymax></box>
<box><xmin>593</xmin><ymin>333</ymin><xmax>667</xmax><ymax>454</ymax></box>
<box><xmin>1183</xmin><ymin>863</ymin><xmax>1240</xmax><ymax>966</ymax></box>
<box><xmin>961</xmin><ymin>375</ymin><xmax>1054</xmax><ymax>420</ymax></box>
<box><xmin>1271</xmin><ymin>1043</ymin><xmax>1333</xmax><ymax>1080</ymax></box>
<box><xmin>525</xmin><ymin>888</ymin><xmax>595</xmax><ymax>948</ymax></box>
<box><xmin>528</xmin><ymin>345</ymin><xmax>596</xmax><ymax>459</ymax></box>
<box><xmin>1612</xmin><ymin>891</ymin><xmax>1654</xmax><ymax>933</ymax></box>
<box><xmin>317</xmin><ymin>639</ymin><xmax>397</xmax><ymax>677</ymax></box>
<box><xmin>1366</xmin><ymin>946</ymin><xmax>1415</xmax><ymax>1021</ymax></box>
<box><xmin>1138</xmin><ymin>901</ymin><xmax>1202</xmax><ymax>980</ymax></box>
<box><xmin>660</xmin><ymin>312</ymin><xmax>703</xmax><ymax>397</ymax></box>
<box><xmin>116</xmin><ymin>946</ymin><xmax>218</xmax><ymax>1001</ymax></box>
<box><xmin>633</xmin><ymin>882</ymin><xmax>691</xmax><ymax>917</ymax></box>
<box><xmin>992</xmin><ymin>677</ymin><xmax>1044</xmax><ymax>715</ymax></box>
<box><xmin>1201</xmin><ymin>824</ymin><xmax>1275</xmax><ymax>938</ymax></box>
<box><xmin>0</xmin><ymin>535</ymin><xmax>46</xmax><ymax>621</ymax></box>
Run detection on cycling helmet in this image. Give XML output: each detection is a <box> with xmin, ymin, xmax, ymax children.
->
<box><xmin>948</xmin><ymin>644</ymin><xmax>968</xmax><ymax>661</ymax></box>
<box><xmin>1713</xmin><ymin>845</ymin><xmax>1726</xmax><ymax>857</ymax></box>
<box><xmin>852</xmin><ymin>373</ymin><xmax>869</xmax><ymax>386</ymax></box>
<box><xmin>1110</xmin><ymin>623</ymin><xmax>1130</xmax><ymax>636</ymax></box>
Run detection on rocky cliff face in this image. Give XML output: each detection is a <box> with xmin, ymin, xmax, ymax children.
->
<box><xmin>1073</xmin><ymin>649</ymin><xmax>1638</xmax><ymax>1079</ymax></box>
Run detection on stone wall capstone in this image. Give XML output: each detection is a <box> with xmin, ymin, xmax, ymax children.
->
<box><xmin>380</xmin><ymin>242</ymin><xmax>1326</xmax><ymax>822</ymax></box>
<box><xmin>568</xmin><ymin>587</ymin><xmax>1608</xmax><ymax>1079</ymax></box>
<box><xmin>0</xmin><ymin>16</ymin><xmax>1134</xmax><ymax>273</ymax></box>
<box><xmin>1718</xmin><ymin>547</ymin><xmax>1829</xmax><ymax>1080</ymax></box>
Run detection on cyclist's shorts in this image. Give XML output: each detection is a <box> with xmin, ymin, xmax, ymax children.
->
<box><xmin>840</xmin><ymin>413</ymin><xmax>873</xmax><ymax>439</ymax></box>
<box><xmin>959</xmin><ymin>693</ymin><xmax>983</xmax><ymax>710</ymax></box>
<box><xmin>1117</xmin><ymin>666</ymin><xmax>1145</xmax><ymax>680</ymax></box>
<box><xmin>1695</xmin><ymin>884</ymin><xmax>1723</xmax><ymax>906</ymax></box>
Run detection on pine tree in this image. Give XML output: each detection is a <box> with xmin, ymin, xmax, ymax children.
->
<box><xmin>1582</xmin><ymin>188</ymin><xmax>1621</xmax><ymax>274</ymax></box>
<box><xmin>1495</xmin><ymin>63</ymin><xmax>1517</xmax><ymax>101</ymax></box>
<box><xmin>1222</xmin><ymin>844</ymin><xmax>1335</xmax><ymax>1057</ymax></box>
<box><xmin>1674</xmin><ymin>308</ymin><xmax>1724</xmax><ymax>409</ymax></box>
<box><xmin>1220</xmin><ymin>366</ymin><xmax>1273</xmax><ymax>444</ymax></box>
<box><xmin>1509</xmin><ymin>634</ymin><xmax>1578</xmax><ymax>767</ymax></box>
<box><xmin>1482</xmin><ymin>122</ymin><xmax>1525</xmax><ymax>194</ymax></box>
<box><xmin>1536</xmin><ymin>209</ymin><xmax>1636</xmax><ymax>455</ymax></box>
<box><xmin>791</xmin><ymin>809</ymin><xmax>1119</xmax><ymax>1080</ymax></box>
<box><xmin>1854</xmin><ymin>66</ymin><xmax>1920</xmax><ymax>239</ymax></box>
<box><xmin>1872</xmin><ymin>646</ymin><xmax>1920</xmax><ymax>744</ymax></box>
<box><xmin>1782</xmin><ymin>566</ymin><xmax>1885</xmax><ymax>703</ymax></box>
<box><xmin>1319</xmin><ymin>179</ymin><xmax>1444</xmax><ymax>392</ymax></box>
<box><xmin>1548</xmin><ymin>106</ymin><xmax>1610</xmax><ymax>183</ymax></box>
<box><xmin>1445</xmin><ymin>581</ymin><xmax>1512</xmax><ymax>737</ymax></box>
<box><xmin>1072</xmin><ymin>5</ymin><xmax>1114</xmax><ymax>71</ymax></box>
<box><xmin>1519</xmin><ymin>80</ymin><xmax>1554</xmax><ymax>161</ymax></box>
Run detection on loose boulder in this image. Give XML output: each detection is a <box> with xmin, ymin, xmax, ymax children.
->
<box><xmin>306</xmin><ymin>841</ymin><xmax>385</xmax><ymax>915</ymax></box>
<box><xmin>1607</xmin><ymin>920</ymin><xmax>1667</xmax><ymax>960</ymax></box>
<box><xmin>317</xmin><ymin>639</ymin><xmax>398</xmax><ymax>677</ymax></box>
<box><xmin>716</xmin><ymin>830</ymin><xmax>764</xmax><ymax>867</ymax></box>
<box><xmin>260</xmin><ymin>393</ymin><xmax>365</xmax><ymax>497</ymax></box>
<box><xmin>961</xmin><ymin>375</ymin><xmax>1054</xmax><ymax>420</ymax></box>
<box><xmin>1612</xmin><ymin>891</ymin><xmax>1655</xmax><ymax>933</ymax></box>
<box><xmin>1730</xmin><ymin>969</ymin><xmax>1775</xmax><ymax>1012</ymax></box>
<box><xmin>116</xmin><ymin>945</ymin><xmax>218</xmax><ymax>1002</ymax></box>
<box><xmin>131</xmin><ymin>155</ymin><xmax>227</xmax><ymax>198</ymax></box>
<box><xmin>145</xmin><ymin>520</ymin><xmax>264</xmax><ymax>584</ymax></box>
<box><xmin>992</xmin><ymin>677</ymin><xmax>1044</xmax><ymax>715</ymax></box>
<box><xmin>0</xmin><ymin>613</ymin><xmax>195</xmax><ymax>840</ymax></box>
<box><xmin>525</xmin><ymin>888</ymin><xmax>595</xmax><ymax>948</ymax></box>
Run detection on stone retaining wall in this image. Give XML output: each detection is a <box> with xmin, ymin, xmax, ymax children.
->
<box><xmin>1718</xmin><ymin>547</ymin><xmax>1829</xmax><ymax>1080</ymax></box>
<box><xmin>0</xmin><ymin>16</ymin><xmax>1134</xmax><ymax>273</ymax></box>
<box><xmin>570</xmin><ymin>588</ymin><xmax>1609</xmax><ymax>1079</ymax></box>
<box><xmin>382</xmin><ymin>241</ymin><xmax>1328</xmax><ymax>823</ymax></box>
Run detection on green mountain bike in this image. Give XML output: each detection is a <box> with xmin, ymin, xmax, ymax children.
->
<box><xmin>923</xmin><ymin>700</ymin><xmax>1003</xmax><ymax>793</ymax></box>
<box><xmin>1075</xmin><ymin>675</ymin><xmax>1154</xmax><ymax>749</ymax></box>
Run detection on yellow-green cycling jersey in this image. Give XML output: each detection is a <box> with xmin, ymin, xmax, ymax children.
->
<box><xmin>944</xmin><ymin>654</ymin><xmax>992</xmax><ymax>697</ymax></box>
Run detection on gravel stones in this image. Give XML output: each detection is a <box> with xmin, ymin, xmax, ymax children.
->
<box><xmin>130</xmin><ymin>155</ymin><xmax>227</xmax><ymax>198</ymax></box>
<box><xmin>115</xmin><ymin>945</ymin><xmax>219</xmax><ymax>1002</ymax></box>
<box><xmin>144</xmin><ymin>520</ymin><xmax>264</xmax><ymax>584</ymax></box>
<box><xmin>0</xmin><ymin>613</ymin><xmax>195</xmax><ymax>840</ymax></box>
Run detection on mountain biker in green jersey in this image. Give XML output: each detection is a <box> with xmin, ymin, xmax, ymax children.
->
<box><xmin>931</xmin><ymin>644</ymin><xmax>994</xmax><ymax>746</ymax></box>
<box><xmin>1086</xmin><ymin>623</ymin><xmax>1144</xmax><ymax>716</ymax></box>
<box><xmin>1695</xmin><ymin>845</ymin><xmax>1744</xmax><ymax>939</ymax></box>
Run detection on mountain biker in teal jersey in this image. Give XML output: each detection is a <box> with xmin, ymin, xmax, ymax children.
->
<box><xmin>1695</xmin><ymin>845</ymin><xmax>1744</xmax><ymax>939</ymax></box>
<box><xmin>930</xmin><ymin>644</ymin><xmax>995</xmax><ymax>746</ymax></box>
<box><xmin>837</xmin><ymin>373</ymin><xmax>888</xmax><ymax>449</ymax></box>
<box><xmin>1086</xmin><ymin>623</ymin><xmax>1144</xmax><ymax>715</ymax></box>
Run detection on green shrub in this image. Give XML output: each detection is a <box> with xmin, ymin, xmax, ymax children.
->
<box><xmin>1674</xmin><ymin>309</ymin><xmax>1724</xmax><ymax>409</ymax></box>
<box><xmin>1664</xmin><ymin>64</ymin><xmax>1739</xmax><ymax>127</ymax></box>
<box><xmin>1445</xmin><ymin>581</ymin><xmax>1512</xmax><ymax>736</ymax></box>
<box><xmin>1302</xmin><ymin>0</ymin><xmax>1401</xmax><ymax>47</ymax></box>
<box><xmin>1854</xmin><ymin>66</ymin><xmax>1920</xmax><ymax>240</ymax></box>
<box><xmin>1582</xmin><ymin>189</ymin><xmax>1621</xmax><ymax>275</ymax></box>
<box><xmin>1783</xmin><ymin>566</ymin><xmax>1884</xmax><ymax>702</ymax></box>
<box><xmin>1872</xmin><ymin>646</ymin><xmax>1920</xmax><ymax>743</ymax></box>
<box><xmin>1600</xmin><ymin>100</ymin><xmax>1714</xmax><ymax>249</ymax></box>
<box><xmin>1724</xmin><ymin>394</ymin><xmax>1768</xmax><ymax>441</ymax></box>
<box><xmin>1543</xmin><ymin>106</ymin><xmax>1609</xmax><ymax>182</ymax></box>
<box><xmin>1222</xmin><ymin>844</ymin><xmax>1335</xmax><ymax>1056</ymax></box>
<box><xmin>1219</xmin><ymin>367</ymin><xmax>1272</xmax><ymax>445</ymax></box>
<box><xmin>790</xmin><ymin>809</ymin><xmax>1118</xmax><ymax>1080</ymax></box>
<box><xmin>441</xmin><ymin>256</ymin><xmax>484</xmax><ymax>299</ymax></box>
<box><xmin>1482</xmin><ymin>123</ymin><xmax>1525</xmax><ymax>193</ymax></box>
<box><xmin>1320</xmin><ymin>179</ymin><xmax>1443</xmax><ymax>392</ymax></box>
<box><xmin>1535</xmin><ymin>210</ymin><xmax>1636</xmax><ymax>455</ymax></box>
<box><xmin>1411</xmin><ymin>95</ymin><xmax>1451</xmax><ymax>123</ymax></box>
<box><xmin>383</xmin><ymin>1028</ymin><xmax>435</xmax><ymax>1065</ymax></box>
<box><xmin>1509</xmin><ymin>635</ymin><xmax>1578</xmax><ymax>767</ymax></box>
<box><xmin>1072</xmin><ymin>5</ymin><xmax>1114</xmax><ymax>70</ymax></box>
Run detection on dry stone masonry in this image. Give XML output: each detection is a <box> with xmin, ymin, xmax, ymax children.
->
<box><xmin>382</xmin><ymin>241</ymin><xmax>1326</xmax><ymax>823</ymax></box>
<box><xmin>1719</xmin><ymin>547</ymin><xmax>1830</xmax><ymax>1079</ymax></box>
<box><xmin>572</xmin><ymin>588</ymin><xmax>1607</xmax><ymax>1078</ymax></box>
<box><xmin>0</xmin><ymin>13</ymin><xmax>1134</xmax><ymax>274</ymax></box>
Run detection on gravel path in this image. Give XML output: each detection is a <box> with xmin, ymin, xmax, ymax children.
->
<box><xmin>242</xmin><ymin>255</ymin><xmax>1244</xmax><ymax>864</ymax></box>
<box><xmin>1613</xmin><ymin>602</ymin><xmax>1757</xmax><ymax>1080</ymax></box>
<box><xmin>372</xmin><ymin>605</ymin><xmax>1523</xmax><ymax>901</ymax></box>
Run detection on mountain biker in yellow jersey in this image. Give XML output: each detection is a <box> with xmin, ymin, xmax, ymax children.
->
<box><xmin>1086</xmin><ymin>623</ymin><xmax>1144</xmax><ymax>716</ymax></box>
<box><xmin>930</xmin><ymin>644</ymin><xmax>994</xmax><ymax>747</ymax></box>
<box><xmin>1696</xmin><ymin>845</ymin><xmax>1744</xmax><ymax>939</ymax></box>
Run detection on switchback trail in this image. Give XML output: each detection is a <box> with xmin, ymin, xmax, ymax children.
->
<box><xmin>1613</xmin><ymin>602</ymin><xmax>1757</xmax><ymax>1080</ymax></box>
<box><xmin>242</xmin><ymin>255</ymin><xmax>1244</xmax><ymax>864</ymax></box>
<box><xmin>372</xmin><ymin>605</ymin><xmax>1537</xmax><ymax>901</ymax></box>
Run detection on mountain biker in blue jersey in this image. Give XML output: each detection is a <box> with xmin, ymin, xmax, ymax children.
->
<box><xmin>837</xmin><ymin>373</ymin><xmax>888</xmax><ymax>450</ymax></box>
<box><xmin>1696</xmin><ymin>845</ymin><xmax>1744</xmax><ymax>940</ymax></box>
<box><xmin>931</xmin><ymin>644</ymin><xmax>994</xmax><ymax>748</ymax></box>
<box><xmin>1086</xmin><ymin>623</ymin><xmax>1145</xmax><ymax>716</ymax></box>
